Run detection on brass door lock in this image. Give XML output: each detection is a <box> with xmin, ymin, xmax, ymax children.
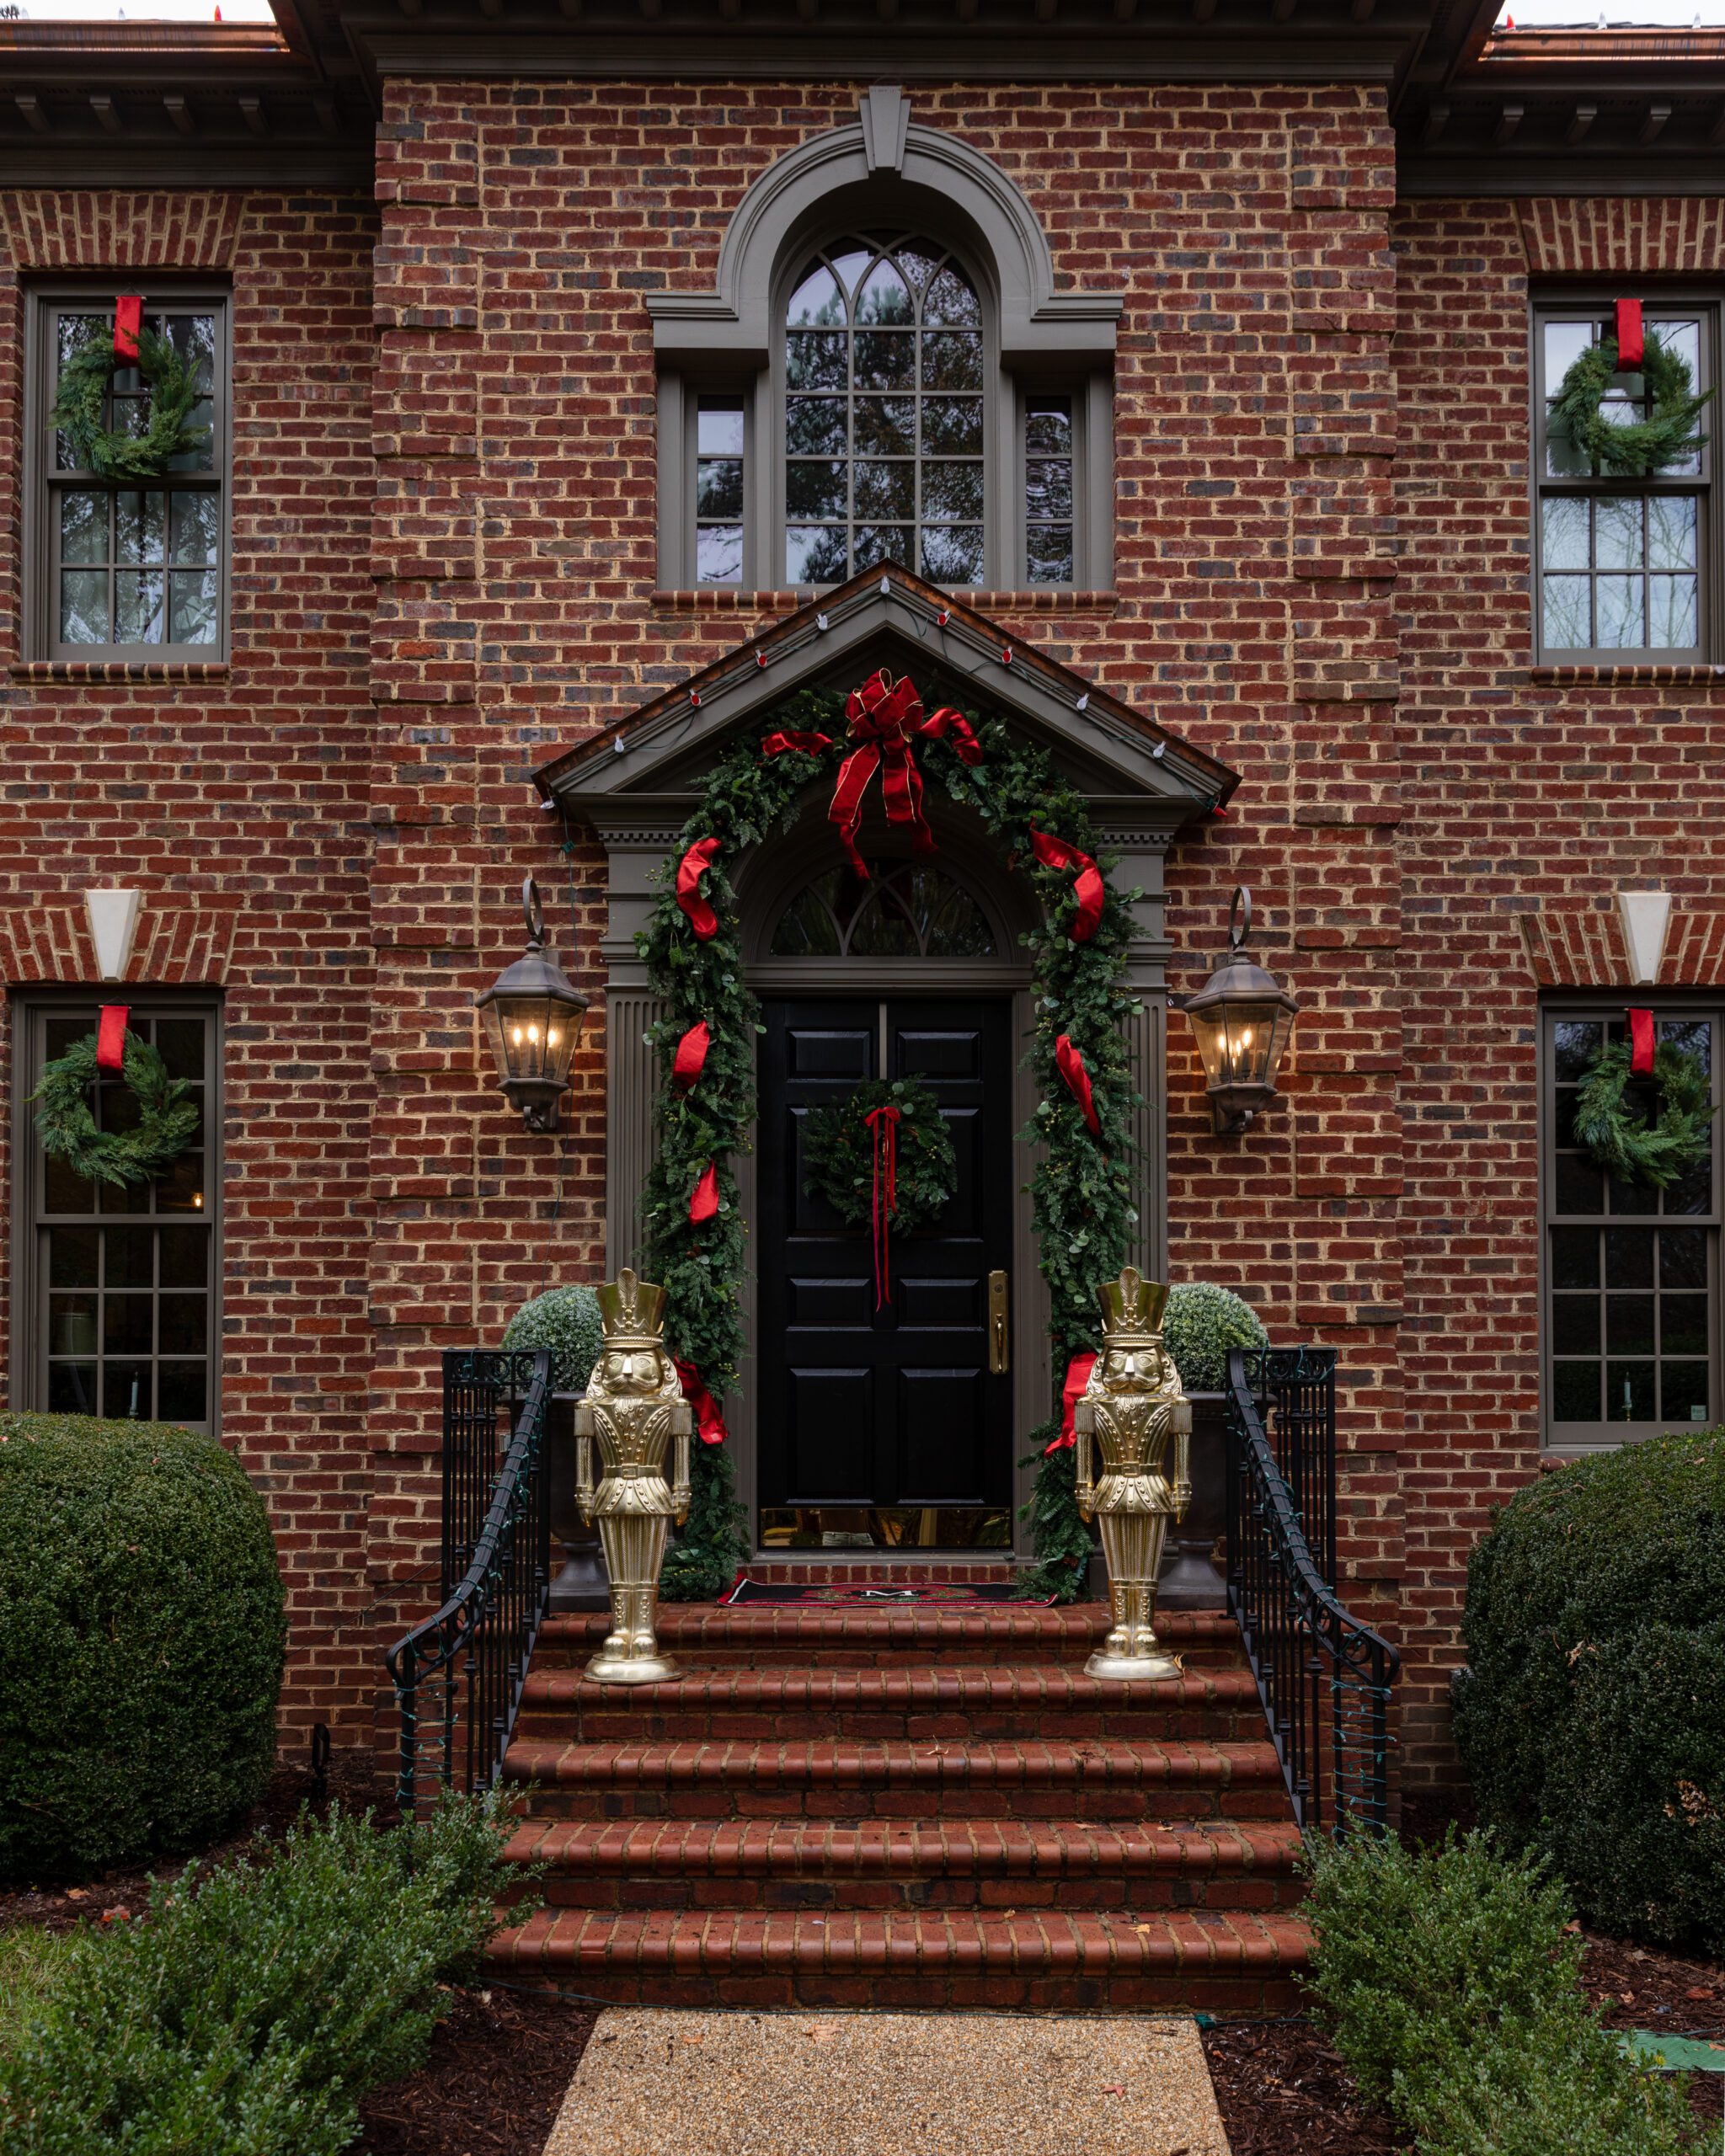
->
<box><xmin>987</xmin><ymin>1269</ymin><xmax>1010</xmax><ymax>1375</ymax></box>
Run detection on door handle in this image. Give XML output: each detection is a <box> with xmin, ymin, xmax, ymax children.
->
<box><xmin>988</xmin><ymin>1270</ymin><xmax>1010</xmax><ymax>1375</ymax></box>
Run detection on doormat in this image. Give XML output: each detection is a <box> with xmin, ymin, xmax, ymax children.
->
<box><xmin>721</xmin><ymin>1575</ymin><xmax>1054</xmax><ymax>1608</ymax></box>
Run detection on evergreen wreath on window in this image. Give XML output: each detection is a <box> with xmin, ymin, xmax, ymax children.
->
<box><xmin>30</xmin><ymin>1033</ymin><xmax>200</xmax><ymax>1188</ymax></box>
<box><xmin>1548</xmin><ymin>330</ymin><xmax>1712</xmax><ymax>480</ymax></box>
<box><xmin>52</xmin><ymin>324</ymin><xmax>209</xmax><ymax>484</ymax></box>
<box><xmin>1573</xmin><ymin>1038</ymin><xmax>1716</xmax><ymax>1191</ymax></box>
<box><xmin>801</xmin><ymin>1079</ymin><xmax>958</xmax><ymax>1234</ymax></box>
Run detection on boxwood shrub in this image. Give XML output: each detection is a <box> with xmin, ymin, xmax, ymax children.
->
<box><xmin>1453</xmin><ymin>1430</ymin><xmax>1725</xmax><ymax>1953</ymax></box>
<box><xmin>1162</xmin><ymin>1281</ymin><xmax>1269</xmax><ymax>1395</ymax></box>
<box><xmin>501</xmin><ymin>1283</ymin><xmax>603</xmax><ymax>1395</ymax></box>
<box><xmin>0</xmin><ymin>1413</ymin><xmax>285</xmax><ymax>1879</ymax></box>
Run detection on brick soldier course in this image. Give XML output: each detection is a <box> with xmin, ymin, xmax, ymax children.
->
<box><xmin>2</xmin><ymin>1</ymin><xmax>1722</xmax><ymax>2003</ymax></box>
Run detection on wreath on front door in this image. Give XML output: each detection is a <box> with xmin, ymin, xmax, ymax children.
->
<box><xmin>1548</xmin><ymin>331</ymin><xmax>1712</xmax><ymax>479</ymax></box>
<box><xmin>1573</xmin><ymin>1037</ymin><xmax>1716</xmax><ymax>1190</ymax></box>
<box><xmin>30</xmin><ymin>1032</ymin><xmax>199</xmax><ymax>1187</ymax></box>
<box><xmin>52</xmin><ymin>323</ymin><xmax>209</xmax><ymax>483</ymax></box>
<box><xmin>801</xmin><ymin>1077</ymin><xmax>959</xmax><ymax>1235</ymax></box>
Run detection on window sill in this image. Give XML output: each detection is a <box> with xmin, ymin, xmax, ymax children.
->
<box><xmin>10</xmin><ymin>659</ymin><xmax>230</xmax><ymax>685</ymax></box>
<box><xmin>1530</xmin><ymin>663</ymin><xmax>1725</xmax><ymax>686</ymax></box>
<box><xmin>652</xmin><ymin>588</ymin><xmax>1119</xmax><ymax>616</ymax></box>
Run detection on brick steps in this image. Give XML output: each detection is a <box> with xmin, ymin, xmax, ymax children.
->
<box><xmin>502</xmin><ymin>1736</ymin><xmax>1290</xmax><ymax>1820</ymax></box>
<box><xmin>484</xmin><ymin>1906</ymin><xmax>1311</xmax><ymax>2012</ymax></box>
<box><xmin>508</xmin><ymin>1817</ymin><xmax>1305</xmax><ymax>1912</ymax></box>
<box><xmin>531</xmin><ymin>1606</ymin><xmax>1243</xmax><ymax>1669</ymax></box>
<box><xmin>513</xmin><ymin>1663</ymin><xmax>1266</xmax><ymax>1743</ymax></box>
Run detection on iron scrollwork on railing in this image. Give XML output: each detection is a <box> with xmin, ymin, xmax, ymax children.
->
<box><xmin>1225</xmin><ymin>1345</ymin><xmax>1398</xmax><ymax>1838</ymax></box>
<box><xmin>386</xmin><ymin>1348</ymin><xmax>554</xmax><ymax>1814</ymax></box>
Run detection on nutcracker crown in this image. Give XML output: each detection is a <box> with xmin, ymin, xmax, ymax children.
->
<box><xmin>595</xmin><ymin>1267</ymin><xmax>668</xmax><ymax>1348</ymax></box>
<box><xmin>1096</xmin><ymin>1266</ymin><xmax>1168</xmax><ymax>1342</ymax></box>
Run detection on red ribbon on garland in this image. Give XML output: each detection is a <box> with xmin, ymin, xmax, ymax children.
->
<box><xmin>761</xmin><ymin>729</ymin><xmax>833</xmax><ymax>759</ymax></box>
<box><xmin>676</xmin><ymin>836</ymin><xmax>722</xmax><ymax>941</ymax></box>
<box><xmin>863</xmin><ymin>1102</ymin><xmax>901</xmax><ymax>1309</ymax></box>
<box><xmin>673</xmin><ymin>1358</ymin><xmax>729</xmax><ymax>1446</ymax></box>
<box><xmin>113</xmin><ymin>296</ymin><xmax>142</xmax><ymax>365</ymax></box>
<box><xmin>1044</xmin><ymin>1351</ymin><xmax>1099</xmax><ymax>1454</ymax></box>
<box><xmin>688</xmin><ymin>1161</ymin><xmax>720</xmax><ymax>1224</ymax></box>
<box><xmin>1029</xmin><ymin>830</ymin><xmax>1103</xmax><ymax>942</ymax></box>
<box><xmin>1629</xmin><ymin>1006</ymin><xmax>1657</xmax><ymax>1076</ymax></box>
<box><xmin>828</xmin><ymin>670</ymin><xmax>983</xmax><ymax>880</ymax></box>
<box><xmin>672</xmin><ymin>1021</ymin><xmax>710</xmax><ymax>1090</ymax></box>
<box><xmin>1616</xmin><ymin>298</ymin><xmax>1646</xmax><ymax>371</ymax></box>
<box><xmin>1055</xmin><ymin>1032</ymin><xmax>1101</xmax><ymax>1137</ymax></box>
<box><xmin>95</xmin><ymin>1005</ymin><xmax>130</xmax><ymax>1074</ymax></box>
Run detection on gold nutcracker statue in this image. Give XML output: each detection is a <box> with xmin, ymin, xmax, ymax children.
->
<box><xmin>1072</xmin><ymin>1267</ymin><xmax>1194</xmax><ymax>1682</ymax></box>
<box><xmin>574</xmin><ymin>1268</ymin><xmax>692</xmax><ymax>1685</ymax></box>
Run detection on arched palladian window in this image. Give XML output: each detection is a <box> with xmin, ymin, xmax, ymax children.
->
<box><xmin>770</xmin><ymin>860</ymin><xmax>999</xmax><ymax>960</ymax></box>
<box><xmin>652</xmin><ymin>94</ymin><xmax>1119</xmax><ymax>597</ymax></box>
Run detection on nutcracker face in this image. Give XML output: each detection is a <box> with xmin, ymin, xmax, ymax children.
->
<box><xmin>1097</xmin><ymin>1341</ymin><xmax>1171</xmax><ymax>1395</ymax></box>
<box><xmin>601</xmin><ymin>1347</ymin><xmax>669</xmax><ymax>1397</ymax></box>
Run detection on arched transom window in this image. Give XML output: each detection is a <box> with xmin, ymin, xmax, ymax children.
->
<box><xmin>783</xmin><ymin>236</ymin><xmax>985</xmax><ymax>590</ymax></box>
<box><xmin>770</xmin><ymin>861</ymin><xmax>997</xmax><ymax>959</ymax></box>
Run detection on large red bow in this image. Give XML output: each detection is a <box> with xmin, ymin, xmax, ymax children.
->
<box><xmin>828</xmin><ymin>670</ymin><xmax>982</xmax><ymax>880</ymax></box>
<box><xmin>1055</xmin><ymin>1033</ymin><xmax>1101</xmax><ymax>1137</ymax></box>
<box><xmin>673</xmin><ymin>1358</ymin><xmax>729</xmax><ymax>1446</ymax></box>
<box><xmin>676</xmin><ymin>836</ymin><xmax>722</xmax><ymax>941</ymax></box>
<box><xmin>1030</xmin><ymin>830</ymin><xmax>1103</xmax><ymax>943</ymax></box>
<box><xmin>1044</xmin><ymin>1351</ymin><xmax>1098</xmax><ymax>1454</ymax></box>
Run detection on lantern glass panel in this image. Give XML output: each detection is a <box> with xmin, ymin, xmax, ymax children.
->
<box><xmin>493</xmin><ymin>991</ymin><xmax>579</xmax><ymax>1086</ymax></box>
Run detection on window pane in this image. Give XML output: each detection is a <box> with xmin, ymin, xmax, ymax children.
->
<box><xmin>1594</xmin><ymin>496</ymin><xmax>1643</xmax><ymax>571</ymax></box>
<box><xmin>1662</xmin><ymin>1364</ymin><xmax>1712</xmax><ymax>1422</ymax></box>
<box><xmin>115</xmin><ymin>570</ymin><xmax>165</xmax><ymax>645</ymax></box>
<box><xmin>921</xmin><ymin>333</ymin><xmax>983</xmax><ymax>391</ymax></box>
<box><xmin>104</xmin><ymin>1225</ymin><xmax>153</xmax><ymax>1286</ymax></box>
<box><xmin>922</xmin><ymin>462</ymin><xmax>983</xmax><ymax>520</ymax></box>
<box><xmin>787</xmin><ymin>264</ymin><xmax>845</xmax><ymax>328</ymax></box>
<box><xmin>50</xmin><ymin>1294</ymin><xmax>98</xmax><ymax>1356</ymax></box>
<box><xmin>1554</xmin><ymin>1021</ymin><xmax>1604</xmax><ymax>1081</ymax></box>
<box><xmin>1605</xmin><ymin>1227</ymin><xmax>1656</xmax><ymax>1288</ymax></box>
<box><xmin>1662</xmin><ymin>1294</ymin><xmax>1710</xmax><ymax>1357</ymax></box>
<box><xmin>1649</xmin><ymin>577</ymin><xmax>1698</xmax><ymax>649</ymax></box>
<box><xmin>61</xmin><ymin>570</ymin><xmax>110</xmax><ymax>645</ymax></box>
<box><xmin>1027</xmin><ymin>403</ymin><xmax>1072</xmax><ymax>456</ymax></box>
<box><xmin>60</xmin><ymin>491</ymin><xmax>108</xmax><ymax>565</ymax></box>
<box><xmin>1606</xmin><ymin>1362</ymin><xmax>1656</xmax><ymax>1422</ymax></box>
<box><xmin>786</xmin><ymin>334</ymin><xmax>846</xmax><ymax>391</ymax></box>
<box><xmin>103</xmin><ymin>1363</ymin><xmax>152</xmax><ymax>1421</ymax></box>
<box><xmin>855</xmin><ymin>398</ymin><xmax>915</xmax><ymax>456</ymax></box>
<box><xmin>856</xmin><ymin>259</ymin><xmax>914</xmax><ymax>327</ymax></box>
<box><xmin>697</xmin><ymin>403</ymin><xmax>744</xmax><ymax>457</ymax></box>
<box><xmin>168</xmin><ymin>570</ymin><xmax>218</xmax><ymax>646</ymax></box>
<box><xmin>115</xmin><ymin>492</ymin><xmax>167</xmax><ymax>566</ymax></box>
<box><xmin>104</xmin><ymin>1295</ymin><xmax>153</xmax><ymax>1354</ymax></box>
<box><xmin>158</xmin><ymin>1364</ymin><xmax>209</xmax><ymax>1423</ymax></box>
<box><xmin>696</xmin><ymin>528</ymin><xmax>742</xmax><ymax>584</ymax></box>
<box><xmin>49</xmin><ymin>1226</ymin><xmax>99</xmax><ymax>1287</ymax></box>
<box><xmin>1028</xmin><ymin>524</ymin><xmax>1075</xmax><ymax>584</ymax></box>
<box><xmin>49</xmin><ymin>1363</ymin><xmax>98</xmax><ymax>1413</ymax></box>
<box><xmin>853</xmin><ymin>523</ymin><xmax>911</xmax><ymax>572</ymax></box>
<box><xmin>786</xmin><ymin>526</ymin><xmax>846</xmax><ymax>583</ymax></box>
<box><xmin>1541</xmin><ymin>576</ymin><xmax>1589</xmax><ymax>649</ymax></box>
<box><xmin>922</xmin><ymin>264</ymin><xmax>980</xmax><ymax>327</ymax></box>
<box><xmin>770</xmin><ymin>886</ymin><xmax>843</xmax><ymax>958</ymax></box>
<box><xmin>1552</xmin><ymin>1360</ymin><xmax>1601</xmax><ymax>1422</ymax></box>
<box><xmin>1551</xmin><ymin>1295</ymin><xmax>1599</xmax><ymax>1354</ymax></box>
<box><xmin>921</xmin><ymin>525</ymin><xmax>984</xmax><ymax>584</ymax></box>
<box><xmin>156</xmin><ymin>1152</ymin><xmax>206</xmax><ymax>1214</ymax></box>
<box><xmin>159</xmin><ymin>1225</ymin><xmax>209</xmax><ymax>1287</ymax></box>
<box><xmin>1660</xmin><ymin>1228</ymin><xmax>1709</xmax><ymax>1289</ymax></box>
<box><xmin>1648</xmin><ymin>495</ymin><xmax>1698</xmax><ymax>571</ymax></box>
<box><xmin>854</xmin><ymin>333</ymin><xmax>915</xmax><ymax>391</ymax></box>
<box><xmin>1606</xmin><ymin>1294</ymin><xmax>1656</xmax><ymax>1355</ymax></box>
<box><xmin>1540</xmin><ymin>495</ymin><xmax>1589</xmax><ymax>570</ymax></box>
<box><xmin>1026</xmin><ymin>459</ymin><xmax>1073</xmax><ymax>522</ymax></box>
<box><xmin>1595</xmin><ymin>575</ymin><xmax>1645</xmax><ymax>648</ymax></box>
<box><xmin>922</xmin><ymin>398</ymin><xmax>982</xmax><ymax>456</ymax></box>
<box><xmin>788</xmin><ymin>398</ymin><xmax>848</xmax><ymax>456</ymax></box>
<box><xmin>855</xmin><ymin>462</ymin><xmax>914</xmax><ymax>520</ymax></box>
<box><xmin>1555</xmin><ymin>1154</ymin><xmax>1604</xmax><ymax>1214</ymax></box>
<box><xmin>1545</xmin><ymin>319</ymin><xmax>1593</xmax><ymax>379</ymax></box>
<box><xmin>787</xmin><ymin>462</ymin><xmax>847</xmax><ymax>520</ymax></box>
<box><xmin>45</xmin><ymin>1152</ymin><xmax>96</xmax><ymax>1215</ymax></box>
<box><xmin>158</xmin><ymin>1294</ymin><xmax>208</xmax><ymax>1353</ymax></box>
<box><xmin>696</xmin><ymin>459</ymin><xmax>743</xmax><ymax>517</ymax></box>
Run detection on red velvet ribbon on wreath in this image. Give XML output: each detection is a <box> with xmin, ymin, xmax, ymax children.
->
<box><xmin>828</xmin><ymin>670</ymin><xmax>982</xmax><ymax>881</ymax></box>
<box><xmin>760</xmin><ymin>729</ymin><xmax>833</xmax><ymax>759</ymax></box>
<box><xmin>113</xmin><ymin>295</ymin><xmax>143</xmax><ymax>365</ymax></box>
<box><xmin>1029</xmin><ymin>829</ymin><xmax>1103</xmax><ymax>942</ymax></box>
<box><xmin>1616</xmin><ymin>298</ymin><xmax>1646</xmax><ymax>371</ymax></box>
<box><xmin>1628</xmin><ymin>1006</ymin><xmax>1657</xmax><ymax>1077</ymax></box>
<box><xmin>1044</xmin><ymin>1350</ymin><xmax>1099</xmax><ymax>1454</ymax></box>
<box><xmin>676</xmin><ymin>836</ymin><xmax>722</xmax><ymax>941</ymax></box>
<box><xmin>863</xmin><ymin>1102</ymin><xmax>901</xmax><ymax>1309</ymax></box>
<box><xmin>688</xmin><ymin>1161</ymin><xmax>721</xmax><ymax>1224</ymax></box>
<box><xmin>672</xmin><ymin>1020</ymin><xmax>710</xmax><ymax>1090</ymax></box>
<box><xmin>1054</xmin><ymin>1032</ymin><xmax>1101</xmax><ymax>1138</ymax></box>
<box><xmin>95</xmin><ymin>1005</ymin><xmax>130</xmax><ymax>1074</ymax></box>
<box><xmin>673</xmin><ymin>1358</ymin><xmax>729</xmax><ymax>1446</ymax></box>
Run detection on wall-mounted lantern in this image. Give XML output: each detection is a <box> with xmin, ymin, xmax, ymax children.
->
<box><xmin>475</xmin><ymin>876</ymin><xmax>590</xmax><ymax>1133</ymax></box>
<box><xmin>1183</xmin><ymin>887</ymin><xmax>1299</xmax><ymax>1135</ymax></box>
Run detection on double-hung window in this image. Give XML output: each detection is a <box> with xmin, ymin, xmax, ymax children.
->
<box><xmin>1542</xmin><ymin>1003</ymin><xmax>1718</xmax><ymax>1447</ymax></box>
<box><xmin>25</xmin><ymin>286</ymin><xmax>229</xmax><ymax>661</ymax></box>
<box><xmin>1533</xmin><ymin>302</ymin><xmax>1714</xmax><ymax>662</ymax></box>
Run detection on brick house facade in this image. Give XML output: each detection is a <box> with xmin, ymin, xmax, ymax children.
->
<box><xmin>3</xmin><ymin>8</ymin><xmax>1722</xmax><ymax>1805</ymax></box>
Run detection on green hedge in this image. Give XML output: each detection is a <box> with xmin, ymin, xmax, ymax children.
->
<box><xmin>1453</xmin><ymin>1431</ymin><xmax>1725</xmax><ymax>1954</ymax></box>
<box><xmin>0</xmin><ymin>1414</ymin><xmax>286</xmax><ymax>1879</ymax></box>
<box><xmin>1303</xmin><ymin>1828</ymin><xmax>1693</xmax><ymax>2156</ymax></box>
<box><xmin>0</xmin><ymin>1793</ymin><xmax>517</xmax><ymax>2156</ymax></box>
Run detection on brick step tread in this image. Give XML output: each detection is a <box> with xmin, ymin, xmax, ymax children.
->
<box><xmin>508</xmin><ymin>1817</ymin><xmax>1303</xmax><ymax>1879</ymax></box>
<box><xmin>489</xmin><ymin>1908</ymin><xmax>1312</xmax><ymax>1976</ymax></box>
<box><xmin>519</xmin><ymin>1666</ymin><xmax>1261</xmax><ymax>1711</ymax></box>
<box><xmin>505</xmin><ymin>1737</ymin><xmax>1286</xmax><ymax>1790</ymax></box>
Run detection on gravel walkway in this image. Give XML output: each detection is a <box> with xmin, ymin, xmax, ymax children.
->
<box><xmin>543</xmin><ymin>2005</ymin><xmax>1229</xmax><ymax>2154</ymax></box>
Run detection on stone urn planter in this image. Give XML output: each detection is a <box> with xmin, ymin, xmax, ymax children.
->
<box><xmin>544</xmin><ymin>1392</ymin><xmax>609</xmax><ymax>1610</ymax></box>
<box><xmin>1156</xmin><ymin>1391</ymin><xmax>1228</xmax><ymax>1609</ymax></box>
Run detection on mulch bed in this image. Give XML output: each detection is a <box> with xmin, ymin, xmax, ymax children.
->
<box><xmin>357</xmin><ymin>1986</ymin><xmax>599</xmax><ymax>2156</ymax></box>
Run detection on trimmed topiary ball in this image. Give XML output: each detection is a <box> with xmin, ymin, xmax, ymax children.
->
<box><xmin>1162</xmin><ymin>1281</ymin><xmax>1269</xmax><ymax>1394</ymax></box>
<box><xmin>501</xmin><ymin>1283</ymin><xmax>604</xmax><ymax>1396</ymax></box>
<box><xmin>1455</xmin><ymin>1431</ymin><xmax>1725</xmax><ymax>1952</ymax></box>
<box><xmin>0</xmin><ymin>1414</ymin><xmax>285</xmax><ymax>1880</ymax></box>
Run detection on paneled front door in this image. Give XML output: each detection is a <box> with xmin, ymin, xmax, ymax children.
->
<box><xmin>756</xmin><ymin>996</ymin><xmax>1015</xmax><ymax>1548</ymax></box>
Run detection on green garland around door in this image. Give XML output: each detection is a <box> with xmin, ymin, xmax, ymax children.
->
<box><xmin>636</xmin><ymin>675</ymin><xmax>1142</xmax><ymax>1604</ymax></box>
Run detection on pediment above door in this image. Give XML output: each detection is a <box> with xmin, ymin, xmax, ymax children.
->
<box><xmin>532</xmin><ymin>563</ymin><xmax>1238</xmax><ymax>846</ymax></box>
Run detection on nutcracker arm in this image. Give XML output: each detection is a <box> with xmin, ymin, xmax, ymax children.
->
<box><xmin>1169</xmin><ymin>1396</ymin><xmax>1193</xmax><ymax>1523</ymax></box>
<box><xmin>670</xmin><ymin>1400</ymin><xmax>692</xmax><ymax>1524</ymax></box>
<box><xmin>573</xmin><ymin>1400</ymin><xmax>596</xmax><ymax>1525</ymax></box>
<box><xmin>1072</xmin><ymin>1396</ymin><xmax>1095</xmax><ymax>1521</ymax></box>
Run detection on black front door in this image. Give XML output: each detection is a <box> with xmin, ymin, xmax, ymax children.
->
<box><xmin>757</xmin><ymin>996</ymin><xmax>1015</xmax><ymax>1541</ymax></box>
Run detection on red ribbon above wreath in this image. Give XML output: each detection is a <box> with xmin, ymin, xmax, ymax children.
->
<box><xmin>1044</xmin><ymin>1350</ymin><xmax>1099</xmax><ymax>1454</ymax></box>
<box><xmin>113</xmin><ymin>295</ymin><xmax>142</xmax><ymax>365</ymax></box>
<box><xmin>96</xmin><ymin>1004</ymin><xmax>130</xmax><ymax>1074</ymax></box>
<box><xmin>673</xmin><ymin>1358</ymin><xmax>729</xmax><ymax>1446</ymax></box>
<box><xmin>1055</xmin><ymin>1032</ymin><xmax>1101</xmax><ymax>1137</ymax></box>
<box><xmin>672</xmin><ymin>1021</ymin><xmax>710</xmax><ymax>1090</ymax></box>
<box><xmin>1616</xmin><ymin>298</ymin><xmax>1645</xmax><ymax>371</ymax></box>
<box><xmin>676</xmin><ymin>836</ymin><xmax>722</xmax><ymax>941</ymax></box>
<box><xmin>828</xmin><ymin>670</ymin><xmax>983</xmax><ymax>880</ymax></box>
<box><xmin>761</xmin><ymin>729</ymin><xmax>833</xmax><ymax>759</ymax></box>
<box><xmin>1629</xmin><ymin>1006</ymin><xmax>1657</xmax><ymax>1076</ymax></box>
<box><xmin>688</xmin><ymin>1161</ymin><xmax>720</xmax><ymax>1224</ymax></box>
<box><xmin>1029</xmin><ymin>830</ymin><xmax>1103</xmax><ymax>942</ymax></box>
<box><xmin>863</xmin><ymin>1102</ymin><xmax>900</xmax><ymax>1309</ymax></box>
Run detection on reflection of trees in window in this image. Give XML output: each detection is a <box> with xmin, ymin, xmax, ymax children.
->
<box><xmin>771</xmin><ymin>862</ymin><xmax>996</xmax><ymax>959</ymax></box>
<box><xmin>784</xmin><ymin>235</ymin><xmax>985</xmax><ymax>590</ymax></box>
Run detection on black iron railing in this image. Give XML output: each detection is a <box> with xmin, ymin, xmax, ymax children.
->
<box><xmin>386</xmin><ymin>1348</ymin><xmax>554</xmax><ymax>1813</ymax></box>
<box><xmin>1225</xmin><ymin>1345</ymin><xmax>1399</xmax><ymax>1838</ymax></box>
